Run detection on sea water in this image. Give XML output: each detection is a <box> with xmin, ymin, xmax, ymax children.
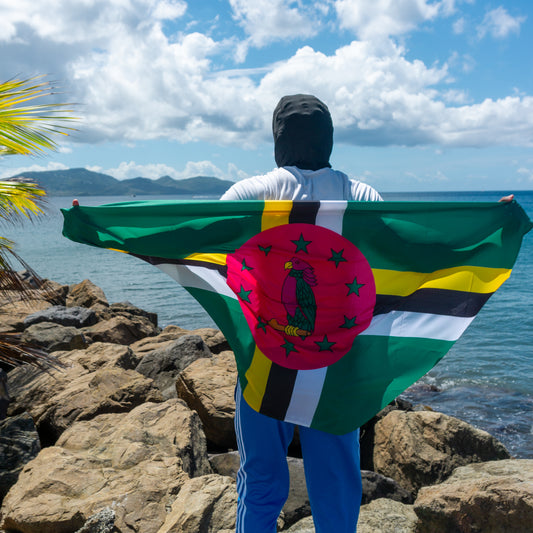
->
<box><xmin>3</xmin><ymin>191</ymin><xmax>532</xmax><ymax>458</ymax></box>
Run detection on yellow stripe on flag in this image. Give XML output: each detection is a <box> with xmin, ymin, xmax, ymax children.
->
<box><xmin>183</xmin><ymin>253</ymin><xmax>228</xmax><ymax>265</ymax></box>
<box><xmin>243</xmin><ymin>346</ymin><xmax>273</xmax><ymax>411</ymax></box>
<box><xmin>373</xmin><ymin>266</ymin><xmax>511</xmax><ymax>296</ymax></box>
<box><xmin>261</xmin><ymin>201</ymin><xmax>292</xmax><ymax>231</ymax></box>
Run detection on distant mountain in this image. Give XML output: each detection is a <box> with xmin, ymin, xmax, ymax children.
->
<box><xmin>6</xmin><ymin>168</ymin><xmax>235</xmax><ymax>197</ymax></box>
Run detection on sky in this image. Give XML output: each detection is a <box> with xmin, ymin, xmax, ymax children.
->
<box><xmin>1</xmin><ymin>0</ymin><xmax>532</xmax><ymax>192</ymax></box>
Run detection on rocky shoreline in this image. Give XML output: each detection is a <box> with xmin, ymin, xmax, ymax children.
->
<box><xmin>1</xmin><ymin>278</ymin><xmax>532</xmax><ymax>532</ymax></box>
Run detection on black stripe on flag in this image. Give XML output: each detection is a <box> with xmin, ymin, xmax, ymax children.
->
<box><xmin>374</xmin><ymin>288</ymin><xmax>492</xmax><ymax>317</ymax></box>
<box><xmin>289</xmin><ymin>202</ymin><xmax>320</xmax><ymax>224</ymax></box>
<box><xmin>260</xmin><ymin>363</ymin><xmax>298</xmax><ymax>420</ymax></box>
<box><xmin>131</xmin><ymin>253</ymin><xmax>228</xmax><ymax>277</ymax></box>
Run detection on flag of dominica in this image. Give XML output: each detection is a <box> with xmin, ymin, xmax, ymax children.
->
<box><xmin>62</xmin><ymin>199</ymin><xmax>532</xmax><ymax>434</ymax></box>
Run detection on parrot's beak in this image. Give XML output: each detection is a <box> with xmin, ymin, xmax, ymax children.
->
<box><xmin>284</xmin><ymin>261</ymin><xmax>293</xmax><ymax>270</ymax></box>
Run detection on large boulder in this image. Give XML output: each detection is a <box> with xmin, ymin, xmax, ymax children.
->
<box><xmin>82</xmin><ymin>315</ymin><xmax>160</xmax><ymax>345</ymax></box>
<box><xmin>1</xmin><ymin>400</ymin><xmax>212</xmax><ymax>533</ymax></box>
<box><xmin>0</xmin><ymin>413</ymin><xmax>41</xmax><ymax>505</ymax></box>
<box><xmin>358</xmin><ymin>498</ymin><xmax>418</xmax><ymax>533</ymax></box>
<box><xmin>24</xmin><ymin>305</ymin><xmax>98</xmax><ymax>328</ymax></box>
<box><xmin>7</xmin><ymin>343</ymin><xmax>160</xmax><ymax>445</ymax></box>
<box><xmin>414</xmin><ymin>459</ymin><xmax>533</xmax><ymax>533</ymax></box>
<box><xmin>21</xmin><ymin>321</ymin><xmax>87</xmax><ymax>352</ymax></box>
<box><xmin>135</xmin><ymin>335</ymin><xmax>212</xmax><ymax>399</ymax></box>
<box><xmin>156</xmin><ymin>474</ymin><xmax>237</xmax><ymax>533</ymax></box>
<box><xmin>373</xmin><ymin>410</ymin><xmax>510</xmax><ymax>493</ymax></box>
<box><xmin>189</xmin><ymin>327</ymin><xmax>230</xmax><ymax>354</ymax></box>
<box><xmin>176</xmin><ymin>351</ymin><xmax>237</xmax><ymax>450</ymax></box>
<box><xmin>66</xmin><ymin>279</ymin><xmax>109</xmax><ymax>310</ymax></box>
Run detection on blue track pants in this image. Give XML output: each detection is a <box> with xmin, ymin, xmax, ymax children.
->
<box><xmin>234</xmin><ymin>384</ymin><xmax>362</xmax><ymax>532</ymax></box>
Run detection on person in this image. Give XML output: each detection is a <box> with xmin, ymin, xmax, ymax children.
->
<box><xmin>221</xmin><ymin>94</ymin><xmax>382</xmax><ymax>533</ymax></box>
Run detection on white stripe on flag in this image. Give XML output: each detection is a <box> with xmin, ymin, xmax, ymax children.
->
<box><xmin>362</xmin><ymin>310</ymin><xmax>474</xmax><ymax>342</ymax></box>
<box><xmin>156</xmin><ymin>263</ymin><xmax>237</xmax><ymax>300</ymax></box>
<box><xmin>316</xmin><ymin>201</ymin><xmax>347</xmax><ymax>234</ymax></box>
<box><xmin>284</xmin><ymin>367</ymin><xmax>328</xmax><ymax>427</ymax></box>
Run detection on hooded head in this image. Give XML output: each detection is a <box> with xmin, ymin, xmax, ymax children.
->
<box><xmin>272</xmin><ymin>94</ymin><xmax>333</xmax><ymax>171</ymax></box>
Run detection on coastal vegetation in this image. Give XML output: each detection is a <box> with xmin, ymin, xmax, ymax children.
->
<box><xmin>0</xmin><ymin>76</ymin><xmax>75</xmax><ymax>368</ymax></box>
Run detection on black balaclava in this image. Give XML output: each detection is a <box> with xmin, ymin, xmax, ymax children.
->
<box><xmin>272</xmin><ymin>94</ymin><xmax>333</xmax><ymax>171</ymax></box>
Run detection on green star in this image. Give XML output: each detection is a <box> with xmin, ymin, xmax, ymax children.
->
<box><xmin>237</xmin><ymin>285</ymin><xmax>252</xmax><ymax>303</ymax></box>
<box><xmin>328</xmin><ymin>248</ymin><xmax>347</xmax><ymax>268</ymax></box>
<box><xmin>340</xmin><ymin>315</ymin><xmax>358</xmax><ymax>329</ymax></box>
<box><xmin>258</xmin><ymin>244</ymin><xmax>272</xmax><ymax>256</ymax></box>
<box><xmin>241</xmin><ymin>258</ymin><xmax>254</xmax><ymax>271</ymax></box>
<box><xmin>291</xmin><ymin>233</ymin><xmax>312</xmax><ymax>253</ymax></box>
<box><xmin>315</xmin><ymin>334</ymin><xmax>336</xmax><ymax>352</ymax></box>
<box><xmin>346</xmin><ymin>276</ymin><xmax>365</xmax><ymax>296</ymax></box>
<box><xmin>256</xmin><ymin>316</ymin><xmax>268</xmax><ymax>333</ymax></box>
<box><xmin>281</xmin><ymin>339</ymin><xmax>298</xmax><ymax>357</ymax></box>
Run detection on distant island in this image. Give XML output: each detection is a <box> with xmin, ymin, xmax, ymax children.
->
<box><xmin>6</xmin><ymin>168</ymin><xmax>235</xmax><ymax>197</ymax></box>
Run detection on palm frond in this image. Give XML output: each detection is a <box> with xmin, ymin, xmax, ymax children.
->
<box><xmin>0</xmin><ymin>76</ymin><xmax>77</xmax><ymax>156</ymax></box>
<box><xmin>0</xmin><ymin>332</ymin><xmax>65</xmax><ymax>371</ymax></box>
<box><xmin>0</xmin><ymin>180</ymin><xmax>46</xmax><ymax>222</ymax></box>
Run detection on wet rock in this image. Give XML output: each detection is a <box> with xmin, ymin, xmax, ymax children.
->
<box><xmin>156</xmin><ymin>474</ymin><xmax>237</xmax><ymax>533</ymax></box>
<box><xmin>414</xmin><ymin>459</ymin><xmax>533</xmax><ymax>533</ymax></box>
<box><xmin>373</xmin><ymin>410</ymin><xmax>511</xmax><ymax>494</ymax></box>
<box><xmin>135</xmin><ymin>335</ymin><xmax>212</xmax><ymax>399</ymax></box>
<box><xmin>21</xmin><ymin>321</ymin><xmax>87</xmax><ymax>352</ymax></box>
<box><xmin>1</xmin><ymin>400</ymin><xmax>211</xmax><ymax>533</ymax></box>
<box><xmin>24</xmin><ymin>305</ymin><xmax>98</xmax><ymax>328</ymax></box>
<box><xmin>176</xmin><ymin>351</ymin><xmax>237</xmax><ymax>450</ymax></box>
<box><xmin>0</xmin><ymin>413</ymin><xmax>41</xmax><ymax>505</ymax></box>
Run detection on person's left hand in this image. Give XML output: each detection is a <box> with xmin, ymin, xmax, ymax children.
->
<box><xmin>499</xmin><ymin>194</ymin><xmax>514</xmax><ymax>202</ymax></box>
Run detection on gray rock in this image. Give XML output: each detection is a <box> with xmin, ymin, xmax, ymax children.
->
<box><xmin>24</xmin><ymin>305</ymin><xmax>97</xmax><ymax>328</ymax></box>
<box><xmin>361</xmin><ymin>470</ymin><xmax>414</xmax><ymax>505</ymax></box>
<box><xmin>135</xmin><ymin>335</ymin><xmax>212</xmax><ymax>399</ymax></box>
<box><xmin>21</xmin><ymin>321</ymin><xmax>87</xmax><ymax>352</ymax></box>
<box><xmin>74</xmin><ymin>507</ymin><xmax>115</xmax><ymax>533</ymax></box>
<box><xmin>358</xmin><ymin>498</ymin><xmax>418</xmax><ymax>533</ymax></box>
<box><xmin>0</xmin><ymin>413</ymin><xmax>41</xmax><ymax>504</ymax></box>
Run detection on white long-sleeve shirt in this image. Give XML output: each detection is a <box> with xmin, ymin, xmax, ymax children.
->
<box><xmin>220</xmin><ymin>166</ymin><xmax>382</xmax><ymax>202</ymax></box>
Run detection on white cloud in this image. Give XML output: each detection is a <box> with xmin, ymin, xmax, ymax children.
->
<box><xmin>477</xmin><ymin>7</ymin><xmax>526</xmax><ymax>40</ymax></box>
<box><xmin>97</xmin><ymin>160</ymin><xmax>248</xmax><ymax>181</ymax></box>
<box><xmin>1</xmin><ymin>0</ymin><xmax>532</xmax><ymax>155</ymax></box>
<box><xmin>517</xmin><ymin>167</ymin><xmax>533</xmax><ymax>182</ymax></box>
<box><xmin>452</xmin><ymin>16</ymin><xmax>465</xmax><ymax>34</ymax></box>
<box><xmin>334</xmin><ymin>0</ymin><xmax>449</xmax><ymax>39</ymax></box>
<box><xmin>228</xmin><ymin>0</ymin><xmax>321</xmax><ymax>47</ymax></box>
<box><xmin>0</xmin><ymin>161</ymin><xmax>68</xmax><ymax>180</ymax></box>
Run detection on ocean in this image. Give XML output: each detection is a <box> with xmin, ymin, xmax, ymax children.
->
<box><xmin>4</xmin><ymin>191</ymin><xmax>532</xmax><ymax>458</ymax></box>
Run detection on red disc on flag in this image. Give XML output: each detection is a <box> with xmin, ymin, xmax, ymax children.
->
<box><xmin>226</xmin><ymin>223</ymin><xmax>376</xmax><ymax>370</ymax></box>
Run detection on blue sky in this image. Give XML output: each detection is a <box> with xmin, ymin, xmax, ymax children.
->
<box><xmin>1</xmin><ymin>0</ymin><xmax>532</xmax><ymax>191</ymax></box>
